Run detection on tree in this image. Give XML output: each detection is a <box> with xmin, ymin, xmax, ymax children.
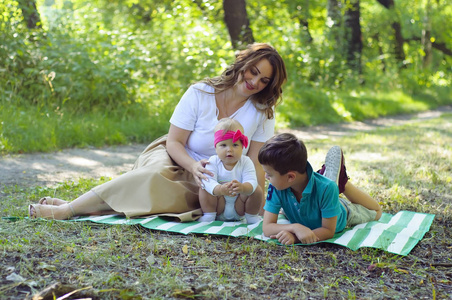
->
<box><xmin>327</xmin><ymin>0</ymin><xmax>342</xmax><ymax>47</ymax></box>
<box><xmin>422</xmin><ymin>1</ymin><xmax>432</xmax><ymax>69</ymax></box>
<box><xmin>17</xmin><ymin>0</ymin><xmax>41</xmax><ymax>29</ymax></box>
<box><xmin>376</xmin><ymin>0</ymin><xmax>406</xmax><ymax>65</ymax></box>
<box><xmin>344</xmin><ymin>0</ymin><xmax>362</xmax><ymax>73</ymax></box>
<box><xmin>223</xmin><ymin>0</ymin><xmax>254</xmax><ymax>49</ymax></box>
<box><xmin>285</xmin><ymin>0</ymin><xmax>313</xmax><ymax>43</ymax></box>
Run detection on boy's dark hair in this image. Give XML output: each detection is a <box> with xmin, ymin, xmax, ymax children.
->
<box><xmin>258</xmin><ymin>133</ymin><xmax>307</xmax><ymax>175</ymax></box>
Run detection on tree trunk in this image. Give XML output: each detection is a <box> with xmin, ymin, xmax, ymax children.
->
<box><xmin>344</xmin><ymin>0</ymin><xmax>362</xmax><ymax>73</ymax></box>
<box><xmin>373</xmin><ymin>33</ymin><xmax>386</xmax><ymax>72</ymax></box>
<box><xmin>17</xmin><ymin>0</ymin><xmax>41</xmax><ymax>29</ymax></box>
<box><xmin>327</xmin><ymin>0</ymin><xmax>342</xmax><ymax>47</ymax></box>
<box><xmin>223</xmin><ymin>0</ymin><xmax>254</xmax><ymax>49</ymax></box>
<box><xmin>392</xmin><ymin>19</ymin><xmax>405</xmax><ymax>64</ymax></box>
<box><xmin>284</xmin><ymin>0</ymin><xmax>313</xmax><ymax>43</ymax></box>
<box><xmin>422</xmin><ymin>1</ymin><xmax>432</xmax><ymax>69</ymax></box>
<box><xmin>376</xmin><ymin>0</ymin><xmax>406</xmax><ymax>66</ymax></box>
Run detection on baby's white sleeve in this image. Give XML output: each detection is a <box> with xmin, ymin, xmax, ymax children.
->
<box><xmin>242</xmin><ymin>157</ymin><xmax>258</xmax><ymax>192</ymax></box>
<box><xmin>201</xmin><ymin>157</ymin><xmax>220</xmax><ymax>196</ymax></box>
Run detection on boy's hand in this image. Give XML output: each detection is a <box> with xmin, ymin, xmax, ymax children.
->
<box><xmin>293</xmin><ymin>224</ymin><xmax>319</xmax><ymax>244</ymax></box>
<box><xmin>271</xmin><ymin>230</ymin><xmax>297</xmax><ymax>245</ymax></box>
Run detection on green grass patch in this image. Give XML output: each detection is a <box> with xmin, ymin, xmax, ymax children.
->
<box><xmin>3</xmin><ymin>85</ymin><xmax>451</xmax><ymax>154</ymax></box>
<box><xmin>277</xmin><ymin>85</ymin><xmax>452</xmax><ymax>128</ymax></box>
<box><xmin>0</xmin><ymin>103</ymin><xmax>168</xmax><ymax>153</ymax></box>
<box><xmin>1</xmin><ymin>114</ymin><xmax>451</xmax><ymax>299</ymax></box>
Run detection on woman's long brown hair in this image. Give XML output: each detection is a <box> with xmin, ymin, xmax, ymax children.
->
<box><xmin>201</xmin><ymin>43</ymin><xmax>287</xmax><ymax>119</ymax></box>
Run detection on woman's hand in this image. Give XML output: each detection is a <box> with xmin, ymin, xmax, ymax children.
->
<box><xmin>167</xmin><ymin>125</ymin><xmax>214</xmax><ymax>188</ymax></box>
<box><xmin>190</xmin><ymin>159</ymin><xmax>213</xmax><ymax>187</ymax></box>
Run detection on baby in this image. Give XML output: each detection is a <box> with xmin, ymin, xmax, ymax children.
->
<box><xmin>198</xmin><ymin>118</ymin><xmax>262</xmax><ymax>224</ymax></box>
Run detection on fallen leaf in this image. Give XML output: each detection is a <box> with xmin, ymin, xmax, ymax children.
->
<box><xmin>146</xmin><ymin>254</ymin><xmax>155</xmax><ymax>265</ymax></box>
<box><xmin>172</xmin><ymin>288</ymin><xmax>194</xmax><ymax>298</ymax></box>
<box><xmin>289</xmin><ymin>275</ymin><xmax>305</xmax><ymax>282</ymax></box>
<box><xmin>367</xmin><ymin>263</ymin><xmax>377</xmax><ymax>271</ymax></box>
<box><xmin>38</xmin><ymin>262</ymin><xmax>57</xmax><ymax>272</ymax></box>
<box><xmin>394</xmin><ymin>268</ymin><xmax>409</xmax><ymax>274</ymax></box>
<box><xmin>6</xmin><ymin>273</ymin><xmax>26</xmax><ymax>282</ymax></box>
<box><xmin>182</xmin><ymin>244</ymin><xmax>188</xmax><ymax>254</ymax></box>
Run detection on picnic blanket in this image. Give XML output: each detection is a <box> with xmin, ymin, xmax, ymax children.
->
<box><xmin>68</xmin><ymin>210</ymin><xmax>434</xmax><ymax>256</ymax></box>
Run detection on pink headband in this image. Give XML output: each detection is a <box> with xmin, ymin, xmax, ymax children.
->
<box><xmin>214</xmin><ymin>130</ymin><xmax>249</xmax><ymax>149</ymax></box>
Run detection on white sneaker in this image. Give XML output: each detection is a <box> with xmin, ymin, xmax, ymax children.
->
<box><xmin>323</xmin><ymin>146</ymin><xmax>342</xmax><ymax>185</ymax></box>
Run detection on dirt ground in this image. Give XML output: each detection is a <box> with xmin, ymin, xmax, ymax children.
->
<box><xmin>1</xmin><ymin>106</ymin><xmax>451</xmax><ymax>191</ymax></box>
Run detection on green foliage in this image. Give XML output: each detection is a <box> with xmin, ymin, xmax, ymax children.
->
<box><xmin>0</xmin><ymin>0</ymin><xmax>451</xmax><ymax>153</ymax></box>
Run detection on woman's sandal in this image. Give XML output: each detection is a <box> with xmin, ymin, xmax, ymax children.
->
<box><xmin>38</xmin><ymin>197</ymin><xmax>68</xmax><ymax>206</ymax></box>
<box><xmin>28</xmin><ymin>203</ymin><xmax>75</xmax><ymax>220</ymax></box>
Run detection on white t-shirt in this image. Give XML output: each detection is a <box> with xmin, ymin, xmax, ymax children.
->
<box><xmin>169</xmin><ymin>83</ymin><xmax>275</xmax><ymax>162</ymax></box>
<box><xmin>202</xmin><ymin>155</ymin><xmax>258</xmax><ymax>196</ymax></box>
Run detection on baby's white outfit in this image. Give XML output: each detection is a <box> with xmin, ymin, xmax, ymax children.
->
<box><xmin>202</xmin><ymin>155</ymin><xmax>258</xmax><ymax>221</ymax></box>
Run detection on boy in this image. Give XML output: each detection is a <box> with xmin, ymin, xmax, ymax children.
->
<box><xmin>258</xmin><ymin>133</ymin><xmax>382</xmax><ymax>245</ymax></box>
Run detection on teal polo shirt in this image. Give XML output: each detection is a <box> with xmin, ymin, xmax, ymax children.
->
<box><xmin>264</xmin><ymin>162</ymin><xmax>347</xmax><ymax>233</ymax></box>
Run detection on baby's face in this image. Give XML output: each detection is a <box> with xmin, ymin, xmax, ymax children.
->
<box><xmin>215</xmin><ymin>138</ymin><xmax>243</xmax><ymax>168</ymax></box>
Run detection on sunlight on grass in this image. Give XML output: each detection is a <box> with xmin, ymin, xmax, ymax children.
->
<box><xmin>1</xmin><ymin>114</ymin><xmax>451</xmax><ymax>299</ymax></box>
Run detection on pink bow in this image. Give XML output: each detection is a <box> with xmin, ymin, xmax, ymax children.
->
<box><xmin>214</xmin><ymin>130</ymin><xmax>249</xmax><ymax>149</ymax></box>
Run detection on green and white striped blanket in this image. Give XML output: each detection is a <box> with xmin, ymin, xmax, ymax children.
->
<box><xmin>71</xmin><ymin>210</ymin><xmax>434</xmax><ymax>256</ymax></box>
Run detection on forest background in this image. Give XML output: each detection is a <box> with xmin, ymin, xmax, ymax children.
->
<box><xmin>1</xmin><ymin>0</ymin><xmax>451</xmax><ymax>154</ymax></box>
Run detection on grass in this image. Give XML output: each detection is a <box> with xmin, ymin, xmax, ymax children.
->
<box><xmin>0</xmin><ymin>104</ymin><xmax>170</xmax><ymax>154</ymax></box>
<box><xmin>2</xmin><ymin>84</ymin><xmax>451</xmax><ymax>154</ymax></box>
<box><xmin>1</xmin><ymin>113</ymin><xmax>451</xmax><ymax>299</ymax></box>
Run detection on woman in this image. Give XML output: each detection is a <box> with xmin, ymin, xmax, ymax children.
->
<box><xmin>29</xmin><ymin>43</ymin><xmax>287</xmax><ymax>221</ymax></box>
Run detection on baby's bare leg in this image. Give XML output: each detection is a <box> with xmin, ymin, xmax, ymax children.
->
<box><xmin>236</xmin><ymin>188</ymin><xmax>262</xmax><ymax>216</ymax></box>
<box><xmin>199</xmin><ymin>188</ymin><xmax>218</xmax><ymax>213</ymax></box>
<box><xmin>236</xmin><ymin>189</ymin><xmax>263</xmax><ymax>224</ymax></box>
<box><xmin>343</xmin><ymin>182</ymin><xmax>382</xmax><ymax>220</ymax></box>
<box><xmin>235</xmin><ymin>195</ymin><xmax>246</xmax><ymax>216</ymax></box>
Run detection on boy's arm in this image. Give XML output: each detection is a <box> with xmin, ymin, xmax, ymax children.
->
<box><xmin>312</xmin><ymin>216</ymin><xmax>337</xmax><ymax>241</ymax></box>
<box><xmin>262</xmin><ymin>211</ymin><xmax>319</xmax><ymax>245</ymax></box>
<box><xmin>312</xmin><ymin>180</ymin><xmax>340</xmax><ymax>240</ymax></box>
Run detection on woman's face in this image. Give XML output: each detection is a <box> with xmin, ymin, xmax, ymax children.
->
<box><xmin>238</xmin><ymin>58</ymin><xmax>273</xmax><ymax>97</ymax></box>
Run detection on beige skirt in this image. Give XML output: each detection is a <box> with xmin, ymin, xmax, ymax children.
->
<box><xmin>92</xmin><ymin>135</ymin><xmax>202</xmax><ymax>221</ymax></box>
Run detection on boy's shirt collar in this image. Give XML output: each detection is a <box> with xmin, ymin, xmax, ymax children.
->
<box><xmin>301</xmin><ymin>162</ymin><xmax>314</xmax><ymax>197</ymax></box>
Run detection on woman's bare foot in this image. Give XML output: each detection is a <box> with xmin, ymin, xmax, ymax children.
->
<box><xmin>38</xmin><ymin>197</ymin><xmax>68</xmax><ymax>206</ymax></box>
<box><xmin>28</xmin><ymin>204</ymin><xmax>73</xmax><ymax>220</ymax></box>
